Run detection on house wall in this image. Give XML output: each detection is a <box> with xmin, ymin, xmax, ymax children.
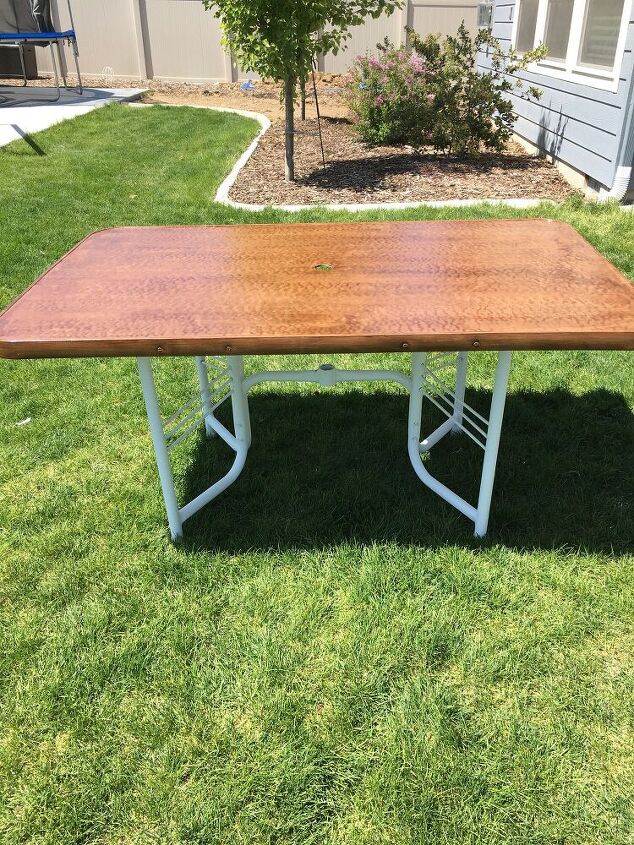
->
<box><xmin>479</xmin><ymin>0</ymin><xmax>634</xmax><ymax>191</ymax></box>
<box><xmin>35</xmin><ymin>0</ymin><xmax>479</xmax><ymax>82</ymax></box>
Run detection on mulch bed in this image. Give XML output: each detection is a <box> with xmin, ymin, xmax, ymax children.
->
<box><xmin>229</xmin><ymin>117</ymin><xmax>576</xmax><ymax>205</ymax></box>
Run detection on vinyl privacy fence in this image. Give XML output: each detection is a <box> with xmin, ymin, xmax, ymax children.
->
<box><xmin>34</xmin><ymin>0</ymin><xmax>479</xmax><ymax>82</ymax></box>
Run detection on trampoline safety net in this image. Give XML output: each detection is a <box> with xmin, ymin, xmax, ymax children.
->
<box><xmin>0</xmin><ymin>1</ymin><xmax>54</xmax><ymax>45</ymax></box>
<box><xmin>0</xmin><ymin>0</ymin><xmax>82</xmax><ymax>99</ymax></box>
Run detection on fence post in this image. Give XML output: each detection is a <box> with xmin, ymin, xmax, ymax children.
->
<box><xmin>401</xmin><ymin>0</ymin><xmax>412</xmax><ymax>44</ymax></box>
<box><xmin>132</xmin><ymin>0</ymin><xmax>152</xmax><ymax>80</ymax></box>
<box><xmin>224</xmin><ymin>49</ymin><xmax>237</xmax><ymax>82</ymax></box>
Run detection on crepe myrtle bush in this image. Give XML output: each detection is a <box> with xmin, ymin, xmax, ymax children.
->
<box><xmin>346</xmin><ymin>23</ymin><xmax>546</xmax><ymax>155</ymax></box>
<box><xmin>203</xmin><ymin>0</ymin><xmax>403</xmax><ymax>180</ymax></box>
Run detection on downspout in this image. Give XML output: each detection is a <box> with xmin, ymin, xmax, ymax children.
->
<box><xmin>600</xmin><ymin>18</ymin><xmax>634</xmax><ymax>202</ymax></box>
<box><xmin>599</xmin><ymin>165</ymin><xmax>633</xmax><ymax>202</ymax></box>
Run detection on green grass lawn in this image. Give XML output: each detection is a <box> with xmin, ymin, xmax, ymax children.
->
<box><xmin>1</xmin><ymin>103</ymin><xmax>633</xmax><ymax>845</ymax></box>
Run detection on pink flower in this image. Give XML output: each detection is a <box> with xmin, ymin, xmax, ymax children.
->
<box><xmin>375</xmin><ymin>95</ymin><xmax>384</xmax><ymax>105</ymax></box>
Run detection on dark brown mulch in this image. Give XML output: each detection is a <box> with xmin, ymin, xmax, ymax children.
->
<box><xmin>230</xmin><ymin>117</ymin><xmax>576</xmax><ymax>205</ymax></box>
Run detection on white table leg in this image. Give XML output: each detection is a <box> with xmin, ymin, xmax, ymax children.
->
<box><xmin>409</xmin><ymin>352</ymin><xmax>478</xmax><ymax>525</ymax></box>
<box><xmin>137</xmin><ymin>356</ymin><xmax>183</xmax><ymax>541</ymax></box>
<box><xmin>452</xmin><ymin>351</ymin><xmax>468</xmax><ymax>432</ymax></box>
<box><xmin>229</xmin><ymin>355</ymin><xmax>251</xmax><ymax>448</ymax></box>
<box><xmin>195</xmin><ymin>355</ymin><xmax>216</xmax><ymax>438</ymax></box>
<box><xmin>409</xmin><ymin>350</ymin><xmax>512</xmax><ymax>537</ymax></box>
<box><xmin>474</xmin><ymin>351</ymin><xmax>512</xmax><ymax>537</ymax></box>
<box><xmin>137</xmin><ymin>353</ymin><xmax>510</xmax><ymax>541</ymax></box>
<box><xmin>137</xmin><ymin>355</ymin><xmax>250</xmax><ymax>541</ymax></box>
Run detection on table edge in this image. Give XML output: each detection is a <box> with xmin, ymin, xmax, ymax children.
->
<box><xmin>2</xmin><ymin>331</ymin><xmax>634</xmax><ymax>359</ymax></box>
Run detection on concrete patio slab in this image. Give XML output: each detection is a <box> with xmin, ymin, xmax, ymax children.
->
<box><xmin>0</xmin><ymin>87</ymin><xmax>145</xmax><ymax>148</ymax></box>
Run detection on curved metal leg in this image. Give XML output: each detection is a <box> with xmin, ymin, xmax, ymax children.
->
<box><xmin>138</xmin><ymin>355</ymin><xmax>251</xmax><ymax>541</ymax></box>
<box><xmin>408</xmin><ymin>352</ymin><xmax>478</xmax><ymax>524</ymax></box>
<box><xmin>138</xmin><ymin>353</ymin><xmax>509</xmax><ymax>541</ymax></box>
<box><xmin>409</xmin><ymin>351</ymin><xmax>511</xmax><ymax>537</ymax></box>
<box><xmin>229</xmin><ymin>356</ymin><xmax>251</xmax><ymax>448</ymax></box>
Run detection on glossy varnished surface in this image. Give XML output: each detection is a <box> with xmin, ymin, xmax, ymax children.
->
<box><xmin>1</xmin><ymin>220</ymin><xmax>634</xmax><ymax>358</ymax></box>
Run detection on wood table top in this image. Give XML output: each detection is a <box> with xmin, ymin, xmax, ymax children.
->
<box><xmin>1</xmin><ymin>220</ymin><xmax>633</xmax><ymax>358</ymax></box>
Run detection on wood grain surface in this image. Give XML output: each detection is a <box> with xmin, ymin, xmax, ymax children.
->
<box><xmin>1</xmin><ymin>220</ymin><xmax>634</xmax><ymax>358</ymax></box>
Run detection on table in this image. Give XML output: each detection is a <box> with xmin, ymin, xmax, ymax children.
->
<box><xmin>2</xmin><ymin>220</ymin><xmax>633</xmax><ymax>541</ymax></box>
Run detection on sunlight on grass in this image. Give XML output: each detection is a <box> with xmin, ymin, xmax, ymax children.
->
<box><xmin>0</xmin><ymin>103</ymin><xmax>633</xmax><ymax>844</ymax></box>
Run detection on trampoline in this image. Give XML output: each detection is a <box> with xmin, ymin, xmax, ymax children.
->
<box><xmin>0</xmin><ymin>0</ymin><xmax>82</xmax><ymax>102</ymax></box>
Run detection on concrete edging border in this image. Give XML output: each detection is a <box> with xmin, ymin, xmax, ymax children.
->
<box><xmin>210</xmin><ymin>104</ymin><xmax>555</xmax><ymax>212</ymax></box>
<box><xmin>138</xmin><ymin>102</ymin><xmax>626</xmax><ymax>211</ymax></box>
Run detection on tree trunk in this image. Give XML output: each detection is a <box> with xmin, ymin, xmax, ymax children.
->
<box><xmin>284</xmin><ymin>75</ymin><xmax>295</xmax><ymax>182</ymax></box>
<box><xmin>300</xmin><ymin>77</ymin><xmax>306</xmax><ymax>121</ymax></box>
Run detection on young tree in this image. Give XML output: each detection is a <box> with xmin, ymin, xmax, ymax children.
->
<box><xmin>203</xmin><ymin>0</ymin><xmax>402</xmax><ymax>181</ymax></box>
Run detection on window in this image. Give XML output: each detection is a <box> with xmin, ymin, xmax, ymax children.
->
<box><xmin>579</xmin><ymin>0</ymin><xmax>626</xmax><ymax>70</ymax></box>
<box><xmin>516</xmin><ymin>0</ymin><xmax>539</xmax><ymax>53</ymax></box>
<box><xmin>513</xmin><ymin>0</ymin><xmax>628</xmax><ymax>89</ymax></box>
<box><xmin>543</xmin><ymin>0</ymin><xmax>575</xmax><ymax>61</ymax></box>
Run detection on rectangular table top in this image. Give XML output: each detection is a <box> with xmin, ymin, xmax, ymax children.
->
<box><xmin>1</xmin><ymin>220</ymin><xmax>634</xmax><ymax>358</ymax></box>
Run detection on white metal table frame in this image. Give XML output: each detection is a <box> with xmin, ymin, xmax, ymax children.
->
<box><xmin>137</xmin><ymin>351</ymin><xmax>512</xmax><ymax>541</ymax></box>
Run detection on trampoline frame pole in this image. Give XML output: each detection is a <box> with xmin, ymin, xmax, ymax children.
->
<box><xmin>65</xmin><ymin>0</ymin><xmax>82</xmax><ymax>94</ymax></box>
<box><xmin>18</xmin><ymin>42</ymin><xmax>27</xmax><ymax>85</ymax></box>
<box><xmin>48</xmin><ymin>41</ymin><xmax>61</xmax><ymax>101</ymax></box>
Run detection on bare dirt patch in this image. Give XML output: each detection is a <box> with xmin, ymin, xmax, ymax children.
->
<box><xmin>229</xmin><ymin>117</ymin><xmax>576</xmax><ymax>206</ymax></box>
<box><xmin>0</xmin><ymin>74</ymin><xmax>349</xmax><ymax>122</ymax></box>
<box><xmin>148</xmin><ymin>77</ymin><xmax>350</xmax><ymax>122</ymax></box>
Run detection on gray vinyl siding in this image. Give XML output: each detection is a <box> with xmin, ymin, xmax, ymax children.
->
<box><xmin>479</xmin><ymin>0</ymin><xmax>634</xmax><ymax>190</ymax></box>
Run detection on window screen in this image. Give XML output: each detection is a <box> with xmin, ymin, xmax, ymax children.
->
<box><xmin>579</xmin><ymin>0</ymin><xmax>626</xmax><ymax>70</ymax></box>
<box><xmin>516</xmin><ymin>0</ymin><xmax>539</xmax><ymax>53</ymax></box>
<box><xmin>544</xmin><ymin>0</ymin><xmax>574</xmax><ymax>61</ymax></box>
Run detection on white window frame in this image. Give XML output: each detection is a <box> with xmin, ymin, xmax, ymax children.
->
<box><xmin>511</xmin><ymin>0</ymin><xmax>632</xmax><ymax>93</ymax></box>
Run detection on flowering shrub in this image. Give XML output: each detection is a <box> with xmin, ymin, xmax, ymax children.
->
<box><xmin>345</xmin><ymin>43</ymin><xmax>434</xmax><ymax>145</ymax></box>
<box><xmin>346</xmin><ymin>24</ymin><xmax>546</xmax><ymax>155</ymax></box>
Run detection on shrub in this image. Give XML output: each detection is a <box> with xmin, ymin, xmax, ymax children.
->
<box><xmin>346</xmin><ymin>24</ymin><xmax>546</xmax><ymax>156</ymax></box>
<box><xmin>344</xmin><ymin>43</ymin><xmax>434</xmax><ymax>146</ymax></box>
